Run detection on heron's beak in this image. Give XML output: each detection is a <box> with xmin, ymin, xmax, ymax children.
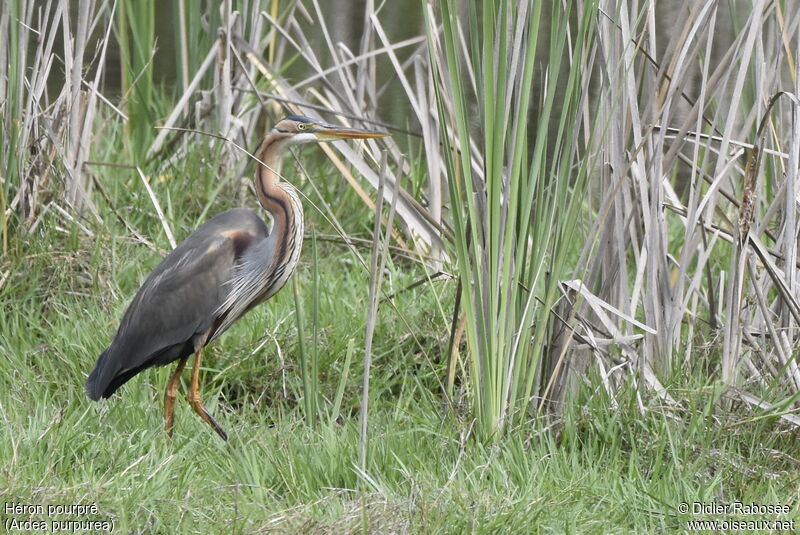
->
<box><xmin>314</xmin><ymin>123</ymin><xmax>389</xmax><ymax>141</ymax></box>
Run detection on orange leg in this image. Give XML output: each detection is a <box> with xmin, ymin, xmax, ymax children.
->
<box><xmin>187</xmin><ymin>343</ymin><xmax>228</xmax><ymax>441</ymax></box>
<box><xmin>164</xmin><ymin>356</ymin><xmax>188</xmax><ymax>437</ymax></box>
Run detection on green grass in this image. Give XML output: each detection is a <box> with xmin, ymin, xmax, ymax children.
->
<box><xmin>1</xmin><ymin>137</ymin><xmax>799</xmax><ymax>533</ymax></box>
<box><xmin>2</xmin><ymin>297</ymin><xmax>798</xmax><ymax>534</ymax></box>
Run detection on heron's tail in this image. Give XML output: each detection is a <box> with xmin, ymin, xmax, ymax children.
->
<box><xmin>85</xmin><ymin>346</ymin><xmax>120</xmax><ymax>400</ymax></box>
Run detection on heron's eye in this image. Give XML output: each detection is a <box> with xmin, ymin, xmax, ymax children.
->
<box><xmin>297</xmin><ymin>123</ymin><xmax>306</xmax><ymax>130</ymax></box>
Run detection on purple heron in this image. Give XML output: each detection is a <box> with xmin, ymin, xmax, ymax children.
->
<box><xmin>85</xmin><ymin>116</ymin><xmax>388</xmax><ymax>441</ymax></box>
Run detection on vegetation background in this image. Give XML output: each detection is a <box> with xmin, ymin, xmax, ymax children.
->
<box><xmin>2</xmin><ymin>0</ymin><xmax>800</xmax><ymax>533</ymax></box>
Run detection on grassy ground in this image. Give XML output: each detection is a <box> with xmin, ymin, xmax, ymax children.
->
<box><xmin>2</xmin><ymin>136</ymin><xmax>799</xmax><ymax>534</ymax></box>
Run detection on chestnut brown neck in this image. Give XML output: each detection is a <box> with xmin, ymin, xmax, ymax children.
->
<box><xmin>254</xmin><ymin>132</ymin><xmax>304</xmax><ymax>274</ymax></box>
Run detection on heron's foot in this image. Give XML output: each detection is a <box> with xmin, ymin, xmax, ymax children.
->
<box><xmin>186</xmin><ymin>333</ymin><xmax>227</xmax><ymax>440</ymax></box>
<box><xmin>188</xmin><ymin>394</ymin><xmax>229</xmax><ymax>441</ymax></box>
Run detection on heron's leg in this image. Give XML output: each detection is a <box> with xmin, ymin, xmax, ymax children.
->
<box><xmin>164</xmin><ymin>356</ymin><xmax>189</xmax><ymax>437</ymax></box>
<box><xmin>187</xmin><ymin>341</ymin><xmax>228</xmax><ymax>441</ymax></box>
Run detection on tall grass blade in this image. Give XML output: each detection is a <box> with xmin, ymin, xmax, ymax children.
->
<box><xmin>359</xmin><ymin>151</ymin><xmax>393</xmax><ymax>471</ymax></box>
<box><xmin>116</xmin><ymin>0</ymin><xmax>155</xmax><ymax>162</ymax></box>
<box><xmin>293</xmin><ymin>274</ymin><xmax>317</xmax><ymax>429</ymax></box>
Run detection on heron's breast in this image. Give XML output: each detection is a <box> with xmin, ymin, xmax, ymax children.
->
<box><xmin>263</xmin><ymin>202</ymin><xmax>304</xmax><ymax>300</ymax></box>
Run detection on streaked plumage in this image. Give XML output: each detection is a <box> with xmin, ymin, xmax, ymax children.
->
<box><xmin>85</xmin><ymin>116</ymin><xmax>388</xmax><ymax>440</ymax></box>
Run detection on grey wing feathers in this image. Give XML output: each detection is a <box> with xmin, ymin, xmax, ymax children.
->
<box><xmin>85</xmin><ymin>209</ymin><xmax>268</xmax><ymax>400</ymax></box>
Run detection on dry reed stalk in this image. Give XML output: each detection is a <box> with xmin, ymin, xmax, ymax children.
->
<box><xmin>359</xmin><ymin>151</ymin><xmax>396</xmax><ymax>472</ymax></box>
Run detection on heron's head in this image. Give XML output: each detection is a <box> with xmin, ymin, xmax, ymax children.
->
<box><xmin>272</xmin><ymin>116</ymin><xmax>389</xmax><ymax>145</ymax></box>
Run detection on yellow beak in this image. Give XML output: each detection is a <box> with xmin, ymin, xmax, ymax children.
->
<box><xmin>314</xmin><ymin>124</ymin><xmax>390</xmax><ymax>140</ymax></box>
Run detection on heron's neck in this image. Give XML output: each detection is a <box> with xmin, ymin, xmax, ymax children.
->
<box><xmin>255</xmin><ymin>133</ymin><xmax>304</xmax><ymax>266</ymax></box>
